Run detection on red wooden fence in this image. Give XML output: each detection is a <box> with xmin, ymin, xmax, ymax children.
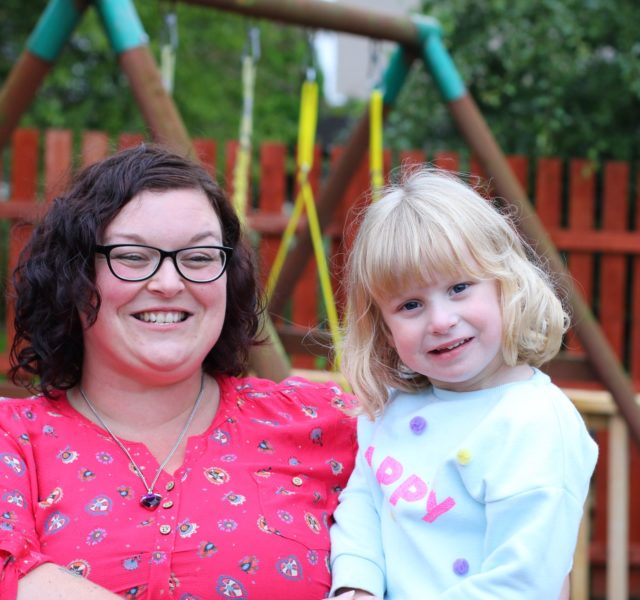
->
<box><xmin>0</xmin><ymin>128</ymin><xmax>639</xmax><ymax>595</ymax></box>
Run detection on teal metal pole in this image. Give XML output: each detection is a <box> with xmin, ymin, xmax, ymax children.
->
<box><xmin>414</xmin><ymin>16</ymin><xmax>465</xmax><ymax>102</ymax></box>
<box><xmin>0</xmin><ymin>0</ymin><xmax>88</xmax><ymax>150</ymax></box>
<box><xmin>380</xmin><ymin>46</ymin><xmax>413</xmax><ymax>107</ymax></box>
<box><xmin>27</xmin><ymin>0</ymin><xmax>84</xmax><ymax>61</ymax></box>
<box><xmin>93</xmin><ymin>0</ymin><xmax>149</xmax><ymax>53</ymax></box>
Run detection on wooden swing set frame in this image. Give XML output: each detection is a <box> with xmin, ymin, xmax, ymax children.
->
<box><xmin>0</xmin><ymin>0</ymin><xmax>639</xmax><ymax>450</ymax></box>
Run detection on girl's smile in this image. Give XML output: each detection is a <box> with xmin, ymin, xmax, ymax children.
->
<box><xmin>379</xmin><ymin>270</ymin><xmax>528</xmax><ymax>392</ymax></box>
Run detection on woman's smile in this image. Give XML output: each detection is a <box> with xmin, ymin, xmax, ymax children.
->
<box><xmin>82</xmin><ymin>188</ymin><xmax>228</xmax><ymax>384</ymax></box>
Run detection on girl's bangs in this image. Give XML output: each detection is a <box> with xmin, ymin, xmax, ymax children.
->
<box><xmin>362</xmin><ymin>223</ymin><xmax>477</xmax><ymax>299</ymax></box>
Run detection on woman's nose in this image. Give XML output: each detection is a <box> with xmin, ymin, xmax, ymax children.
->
<box><xmin>146</xmin><ymin>256</ymin><xmax>186</xmax><ymax>294</ymax></box>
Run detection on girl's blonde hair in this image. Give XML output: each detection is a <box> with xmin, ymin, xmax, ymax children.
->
<box><xmin>342</xmin><ymin>167</ymin><xmax>569</xmax><ymax>419</ymax></box>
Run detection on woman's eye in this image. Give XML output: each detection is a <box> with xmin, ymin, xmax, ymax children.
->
<box><xmin>181</xmin><ymin>251</ymin><xmax>219</xmax><ymax>266</ymax></box>
<box><xmin>114</xmin><ymin>253</ymin><xmax>148</xmax><ymax>263</ymax></box>
<box><xmin>185</xmin><ymin>254</ymin><xmax>214</xmax><ymax>263</ymax></box>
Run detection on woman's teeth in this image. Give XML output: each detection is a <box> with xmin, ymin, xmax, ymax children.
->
<box><xmin>135</xmin><ymin>312</ymin><xmax>187</xmax><ymax>324</ymax></box>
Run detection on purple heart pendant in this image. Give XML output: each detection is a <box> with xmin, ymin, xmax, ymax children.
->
<box><xmin>140</xmin><ymin>492</ymin><xmax>162</xmax><ymax>510</ymax></box>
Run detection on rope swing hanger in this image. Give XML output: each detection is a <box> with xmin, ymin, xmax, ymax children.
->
<box><xmin>368</xmin><ymin>40</ymin><xmax>384</xmax><ymax>199</ymax></box>
<box><xmin>232</xmin><ymin>25</ymin><xmax>260</xmax><ymax>224</ymax></box>
<box><xmin>266</xmin><ymin>31</ymin><xmax>343</xmax><ymax>369</ymax></box>
<box><xmin>159</xmin><ymin>0</ymin><xmax>178</xmax><ymax>94</ymax></box>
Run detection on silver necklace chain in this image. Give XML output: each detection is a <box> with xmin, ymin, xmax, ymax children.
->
<box><xmin>79</xmin><ymin>373</ymin><xmax>205</xmax><ymax>509</ymax></box>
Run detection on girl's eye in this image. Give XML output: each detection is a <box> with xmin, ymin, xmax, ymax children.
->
<box><xmin>401</xmin><ymin>300</ymin><xmax>421</xmax><ymax>311</ymax></box>
<box><xmin>451</xmin><ymin>282</ymin><xmax>471</xmax><ymax>295</ymax></box>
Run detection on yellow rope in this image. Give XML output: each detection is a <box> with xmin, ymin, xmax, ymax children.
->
<box><xmin>232</xmin><ymin>53</ymin><xmax>257</xmax><ymax>225</ymax></box>
<box><xmin>369</xmin><ymin>88</ymin><xmax>384</xmax><ymax>199</ymax></box>
<box><xmin>266</xmin><ymin>79</ymin><xmax>343</xmax><ymax>369</ymax></box>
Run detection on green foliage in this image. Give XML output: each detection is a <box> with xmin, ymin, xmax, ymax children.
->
<box><xmin>0</xmin><ymin>2</ymin><xmax>309</xmax><ymax>148</ymax></box>
<box><xmin>383</xmin><ymin>0</ymin><xmax>640</xmax><ymax>160</ymax></box>
<box><xmin>1</xmin><ymin>1</ymin><xmax>637</xmax><ymax>162</ymax></box>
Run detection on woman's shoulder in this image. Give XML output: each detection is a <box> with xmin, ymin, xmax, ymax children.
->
<box><xmin>0</xmin><ymin>391</ymin><xmax>70</xmax><ymax>435</ymax></box>
<box><xmin>219</xmin><ymin>374</ymin><xmax>355</xmax><ymax>421</ymax></box>
<box><xmin>221</xmin><ymin>373</ymin><xmax>354</xmax><ymax>403</ymax></box>
<box><xmin>0</xmin><ymin>392</ymin><xmax>60</xmax><ymax>414</ymax></box>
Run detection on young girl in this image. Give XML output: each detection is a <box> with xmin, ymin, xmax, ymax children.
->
<box><xmin>330</xmin><ymin>168</ymin><xmax>598</xmax><ymax>599</ymax></box>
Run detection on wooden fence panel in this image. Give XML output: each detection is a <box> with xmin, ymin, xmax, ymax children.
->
<box><xmin>193</xmin><ymin>138</ymin><xmax>216</xmax><ymax>178</ymax></box>
<box><xmin>1</xmin><ymin>127</ymin><xmax>639</xmax><ymax>593</ymax></box>
<box><xmin>633</xmin><ymin>171</ymin><xmax>640</xmax><ymax>383</ymax></box>
<box><xmin>432</xmin><ymin>150</ymin><xmax>459</xmax><ymax>172</ymax></box>
<box><xmin>118</xmin><ymin>133</ymin><xmax>144</xmax><ymax>150</ymax></box>
<box><xmin>398</xmin><ymin>149</ymin><xmax>426</xmax><ymax>172</ymax></box>
<box><xmin>81</xmin><ymin>130</ymin><xmax>109</xmax><ymax>168</ymax></box>
<box><xmin>600</xmin><ymin>161</ymin><xmax>629</xmax><ymax>358</ymax></box>
<box><xmin>4</xmin><ymin>129</ymin><xmax>40</xmax><ymax>372</ymax></box>
<box><xmin>256</xmin><ymin>142</ymin><xmax>287</xmax><ymax>289</ymax></box>
<box><xmin>44</xmin><ymin>129</ymin><xmax>72</xmax><ymax>202</ymax></box>
<box><xmin>566</xmin><ymin>160</ymin><xmax>597</xmax><ymax>354</ymax></box>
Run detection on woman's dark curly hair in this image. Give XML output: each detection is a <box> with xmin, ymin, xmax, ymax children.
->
<box><xmin>9</xmin><ymin>144</ymin><xmax>263</xmax><ymax>397</ymax></box>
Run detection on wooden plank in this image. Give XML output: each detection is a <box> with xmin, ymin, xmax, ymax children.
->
<box><xmin>597</xmin><ymin>163</ymin><xmax>634</xmax><ymax>577</ymax></box>
<box><xmin>596</xmin><ymin>164</ymin><xmax>631</xmax><ymax>576</ymax></box>
<box><xmin>633</xmin><ymin>170</ymin><xmax>640</xmax><ymax>382</ymax></box>
<box><xmin>44</xmin><ymin>129</ymin><xmax>72</xmax><ymax>202</ymax></box>
<box><xmin>257</xmin><ymin>142</ymin><xmax>287</xmax><ymax>290</ymax></box>
<box><xmin>81</xmin><ymin>131</ymin><xmax>110</xmax><ymax>168</ymax></box>
<box><xmin>565</xmin><ymin>159</ymin><xmax>596</xmax><ymax>353</ymax></box>
<box><xmin>549</xmin><ymin>229</ymin><xmax>640</xmax><ymax>253</ymax></box>
<box><xmin>398</xmin><ymin>149</ymin><xmax>426</xmax><ymax>171</ymax></box>
<box><xmin>506</xmin><ymin>154</ymin><xmax>528</xmax><ymax>190</ymax></box>
<box><xmin>433</xmin><ymin>150</ymin><xmax>460</xmax><ymax>172</ymax></box>
<box><xmin>571</xmin><ymin>490</ymin><xmax>591</xmax><ymax>600</ymax></box>
<box><xmin>11</xmin><ymin>128</ymin><xmax>39</xmax><ymax>201</ymax></box>
<box><xmin>6</xmin><ymin>128</ymin><xmax>40</xmax><ymax>373</ymax></box>
<box><xmin>0</xmin><ymin>203</ymin><xmax>46</xmax><ymax>220</ymax></box>
<box><xmin>224</xmin><ymin>140</ymin><xmax>238</xmax><ymax>198</ymax></box>
<box><xmin>193</xmin><ymin>138</ymin><xmax>216</xmax><ymax>177</ymax></box>
<box><xmin>599</xmin><ymin>161</ymin><xmax>628</xmax><ymax>357</ymax></box>
<box><xmin>607</xmin><ymin>416</ymin><xmax>629</xmax><ymax>600</ymax></box>
<box><xmin>117</xmin><ymin>133</ymin><xmax>144</xmax><ymax>150</ymax></box>
<box><xmin>535</xmin><ymin>158</ymin><xmax>562</xmax><ymax>228</ymax></box>
<box><xmin>628</xmin><ymin>169</ymin><xmax>640</xmax><ymax>592</ymax></box>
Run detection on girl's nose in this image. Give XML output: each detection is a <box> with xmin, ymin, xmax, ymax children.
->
<box><xmin>427</xmin><ymin>302</ymin><xmax>458</xmax><ymax>335</ymax></box>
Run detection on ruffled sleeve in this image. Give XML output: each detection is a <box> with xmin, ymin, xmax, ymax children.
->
<box><xmin>0</xmin><ymin>398</ymin><xmax>55</xmax><ymax>599</ymax></box>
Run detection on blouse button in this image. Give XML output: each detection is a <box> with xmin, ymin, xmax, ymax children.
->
<box><xmin>162</xmin><ymin>500</ymin><xmax>174</xmax><ymax>509</ymax></box>
<box><xmin>292</xmin><ymin>476</ymin><xmax>304</xmax><ymax>487</ymax></box>
<box><xmin>165</xmin><ymin>481</ymin><xmax>175</xmax><ymax>491</ymax></box>
<box><xmin>159</xmin><ymin>524</ymin><xmax>172</xmax><ymax>535</ymax></box>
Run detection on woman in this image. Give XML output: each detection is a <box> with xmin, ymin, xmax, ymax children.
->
<box><xmin>0</xmin><ymin>145</ymin><xmax>356</xmax><ymax>599</ymax></box>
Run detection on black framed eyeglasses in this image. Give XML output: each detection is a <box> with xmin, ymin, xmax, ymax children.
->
<box><xmin>95</xmin><ymin>244</ymin><xmax>233</xmax><ymax>283</ymax></box>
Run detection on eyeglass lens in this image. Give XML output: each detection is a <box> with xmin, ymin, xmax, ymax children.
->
<box><xmin>108</xmin><ymin>245</ymin><xmax>227</xmax><ymax>282</ymax></box>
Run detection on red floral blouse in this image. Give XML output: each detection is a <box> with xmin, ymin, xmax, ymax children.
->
<box><xmin>0</xmin><ymin>375</ymin><xmax>356</xmax><ymax>599</ymax></box>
